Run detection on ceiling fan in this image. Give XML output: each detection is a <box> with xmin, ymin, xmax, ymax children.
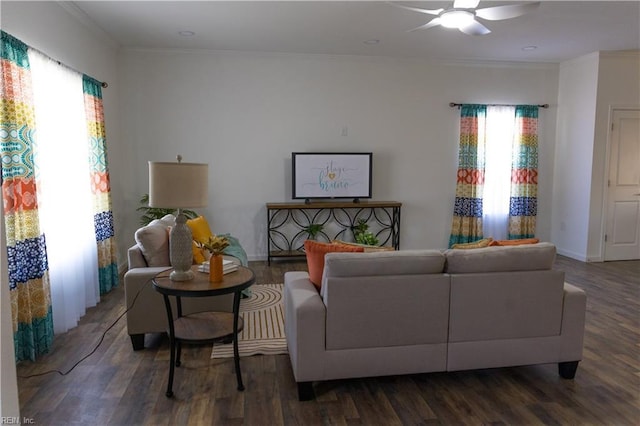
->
<box><xmin>390</xmin><ymin>1</ymin><xmax>540</xmax><ymax>36</ymax></box>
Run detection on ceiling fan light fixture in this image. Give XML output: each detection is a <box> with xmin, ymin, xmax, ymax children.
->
<box><xmin>440</xmin><ymin>10</ymin><xmax>475</xmax><ymax>29</ymax></box>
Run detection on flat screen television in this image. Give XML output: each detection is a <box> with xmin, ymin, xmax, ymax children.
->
<box><xmin>292</xmin><ymin>152</ymin><xmax>373</xmax><ymax>201</ymax></box>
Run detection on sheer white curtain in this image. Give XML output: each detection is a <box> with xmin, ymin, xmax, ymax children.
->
<box><xmin>483</xmin><ymin>106</ymin><xmax>516</xmax><ymax>241</ymax></box>
<box><xmin>29</xmin><ymin>50</ymin><xmax>100</xmax><ymax>334</ymax></box>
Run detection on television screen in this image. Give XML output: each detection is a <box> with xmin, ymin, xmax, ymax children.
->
<box><xmin>292</xmin><ymin>152</ymin><xmax>372</xmax><ymax>200</ymax></box>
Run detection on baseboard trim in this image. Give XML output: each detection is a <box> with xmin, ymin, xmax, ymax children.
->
<box><xmin>556</xmin><ymin>248</ymin><xmax>588</xmax><ymax>262</ymax></box>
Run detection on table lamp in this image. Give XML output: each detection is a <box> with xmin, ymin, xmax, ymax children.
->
<box><xmin>149</xmin><ymin>156</ymin><xmax>208</xmax><ymax>281</ymax></box>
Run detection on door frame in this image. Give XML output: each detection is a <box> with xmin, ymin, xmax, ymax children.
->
<box><xmin>600</xmin><ymin>104</ymin><xmax>640</xmax><ymax>261</ymax></box>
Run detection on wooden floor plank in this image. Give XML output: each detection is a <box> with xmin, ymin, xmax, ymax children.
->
<box><xmin>14</xmin><ymin>256</ymin><xmax>640</xmax><ymax>425</ymax></box>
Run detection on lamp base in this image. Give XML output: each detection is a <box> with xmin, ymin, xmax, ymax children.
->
<box><xmin>169</xmin><ymin>210</ymin><xmax>195</xmax><ymax>282</ymax></box>
<box><xmin>170</xmin><ymin>268</ymin><xmax>195</xmax><ymax>281</ymax></box>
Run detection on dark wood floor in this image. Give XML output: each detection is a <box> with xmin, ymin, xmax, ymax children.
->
<box><xmin>15</xmin><ymin>256</ymin><xmax>640</xmax><ymax>425</ymax></box>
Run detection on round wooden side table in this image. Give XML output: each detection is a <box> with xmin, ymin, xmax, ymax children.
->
<box><xmin>153</xmin><ymin>265</ymin><xmax>255</xmax><ymax>398</ymax></box>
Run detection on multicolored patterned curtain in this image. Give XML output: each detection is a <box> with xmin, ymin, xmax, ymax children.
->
<box><xmin>1</xmin><ymin>31</ymin><xmax>54</xmax><ymax>361</ymax></box>
<box><xmin>508</xmin><ymin>105</ymin><xmax>538</xmax><ymax>238</ymax></box>
<box><xmin>83</xmin><ymin>76</ymin><xmax>118</xmax><ymax>294</ymax></box>
<box><xmin>449</xmin><ymin>104</ymin><xmax>487</xmax><ymax>247</ymax></box>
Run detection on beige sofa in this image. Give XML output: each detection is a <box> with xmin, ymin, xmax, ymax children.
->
<box><xmin>124</xmin><ymin>216</ymin><xmax>238</xmax><ymax>350</ymax></box>
<box><xmin>284</xmin><ymin>242</ymin><xmax>586</xmax><ymax>400</ymax></box>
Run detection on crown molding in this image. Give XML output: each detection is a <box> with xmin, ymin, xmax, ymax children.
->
<box><xmin>57</xmin><ymin>1</ymin><xmax>120</xmax><ymax>49</ymax></box>
<box><xmin>599</xmin><ymin>50</ymin><xmax>640</xmax><ymax>59</ymax></box>
<box><xmin>121</xmin><ymin>46</ymin><xmax>559</xmax><ymax>70</ymax></box>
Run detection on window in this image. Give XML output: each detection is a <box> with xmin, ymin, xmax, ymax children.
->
<box><xmin>29</xmin><ymin>50</ymin><xmax>100</xmax><ymax>333</ymax></box>
<box><xmin>483</xmin><ymin>106</ymin><xmax>516</xmax><ymax>240</ymax></box>
<box><xmin>2</xmin><ymin>31</ymin><xmax>117</xmax><ymax>360</ymax></box>
<box><xmin>449</xmin><ymin>104</ymin><xmax>539</xmax><ymax>247</ymax></box>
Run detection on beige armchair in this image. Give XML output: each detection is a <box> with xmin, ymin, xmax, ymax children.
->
<box><xmin>124</xmin><ymin>216</ymin><xmax>238</xmax><ymax>350</ymax></box>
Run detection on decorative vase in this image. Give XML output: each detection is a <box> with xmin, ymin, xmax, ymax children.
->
<box><xmin>209</xmin><ymin>254</ymin><xmax>224</xmax><ymax>283</ymax></box>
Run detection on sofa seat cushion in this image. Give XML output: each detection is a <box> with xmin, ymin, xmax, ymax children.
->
<box><xmin>444</xmin><ymin>242</ymin><xmax>556</xmax><ymax>274</ymax></box>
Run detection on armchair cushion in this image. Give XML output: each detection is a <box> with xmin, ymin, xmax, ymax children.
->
<box><xmin>134</xmin><ymin>216</ymin><xmax>174</xmax><ymax>266</ymax></box>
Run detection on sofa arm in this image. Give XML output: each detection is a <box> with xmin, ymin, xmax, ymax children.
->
<box><xmin>559</xmin><ymin>282</ymin><xmax>587</xmax><ymax>362</ymax></box>
<box><xmin>283</xmin><ymin>271</ymin><xmax>326</xmax><ymax>383</ymax></box>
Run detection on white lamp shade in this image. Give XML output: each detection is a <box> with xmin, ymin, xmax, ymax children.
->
<box><xmin>148</xmin><ymin>161</ymin><xmax>208</xmax><ymax>208</ymax></box>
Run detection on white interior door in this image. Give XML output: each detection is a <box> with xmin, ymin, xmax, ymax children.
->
<box><xmin>605</xmin><ymin>108</ymin><xmax>640</xmax><ymax>261</ymax></box>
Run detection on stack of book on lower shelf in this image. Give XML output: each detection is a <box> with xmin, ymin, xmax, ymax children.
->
<box><xmin>198</xmin><ymin>259</ymin><xmax>238</xmax><ymax>275</ymax></box>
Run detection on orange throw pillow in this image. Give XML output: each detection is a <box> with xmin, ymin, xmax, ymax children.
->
<box><xmin>304</xmin><ymin>240</ymin><xmax>364</xmax><ymax>290</ymax></box>
<box><xmin>489</xmin><ymin>238</ymin><xmax>540</xmax><ymax>246</ymax></box>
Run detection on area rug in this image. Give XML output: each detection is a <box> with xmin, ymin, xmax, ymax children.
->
<box><xmin>211</xmin><ymin>283</ymin><xmax>287</xmax><ymax>358</ymax></box>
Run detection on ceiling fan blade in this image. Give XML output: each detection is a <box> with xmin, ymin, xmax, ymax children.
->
<box><xmin>475</xmin><ymin>2</ymin><xmax>540</xmax><ymax>21</ymax></box>
<box><xmin>407</xmin><ymin>18</ymin><xmax>442</xmax><ymax>32</ymax></box>
<box><xmin>453</xmin><ymin>0</ymin><xmax>480</xmax><ymax>8</ymax></box>
<box><xmin>459</xmin><ymin>19</ymin><xmax>491</xmax><ymax>36</ymax></box>
<box><xmin>387</xmin><ymin>2</ymin><xmax>443</xmax><ymax>16</ymax></box>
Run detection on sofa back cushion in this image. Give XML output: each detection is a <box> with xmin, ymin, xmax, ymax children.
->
<box><xmin>323</xmin><ymin>249</ymin><xmax>445</xmax><ymax>279</ymax></box>
<box><xmin>321</xmin><ymin>250</ymin><xmax>449</xmax><ymax>350</ymax></box>
<box><xmin>444</xmin><ymin>242</ymin><xmax>556</xmax><ymax>274</ymax></box>
<box><xmin>448</xmin><ymin>269</ymin><xmax>565</xmax><ymax>342</ymax></box>
<box><xmin>445</xmin><ymin>243</ymin><xmax>564</xmax><ymax>342</ymax></box>
<box><xmin>323</xmin><ymin>274</ymin><xmax>451</xmax><ymax>350</ymax></box>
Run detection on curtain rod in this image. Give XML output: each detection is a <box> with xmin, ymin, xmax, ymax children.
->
<box><xmin>449</xmin><ymin>102</ymin><xmax>548</xmax><ymax>109</ymax></box>
<box><xmin>28</xmin><ymin>44</ymin><xmax>108</xmax><ymax>89</ymax></box>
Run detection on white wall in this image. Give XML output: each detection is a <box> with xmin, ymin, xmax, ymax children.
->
<box><xmin>551</xmin><ymin>53</ymin><xmax>600</xmax><ymax>260</ymax></box>
<box><xmin>551</xmin><ymin>51</ymin><xmax>640</xmax><ymax>261</ymax></box>
<box><xmin>119</xmin><ymin>49</ymin><xmax>559</xmax><ymax>259</ymax></box>
<box><xmin>587</xmin><ymin>51</ymin><xmax>640</xmax><ymax>261</ymax></box>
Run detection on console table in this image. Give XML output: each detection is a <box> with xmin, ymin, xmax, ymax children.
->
<box><xmin>266</xmin><ymin>201</ymin><xmax>401</xmax><ymax>264</ymax></box>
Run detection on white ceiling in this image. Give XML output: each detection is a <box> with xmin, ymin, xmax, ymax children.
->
<box><xmin>69</xmin><ymin>1</ymin><xmax>640</xmax><ymax>63</ymax></box>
